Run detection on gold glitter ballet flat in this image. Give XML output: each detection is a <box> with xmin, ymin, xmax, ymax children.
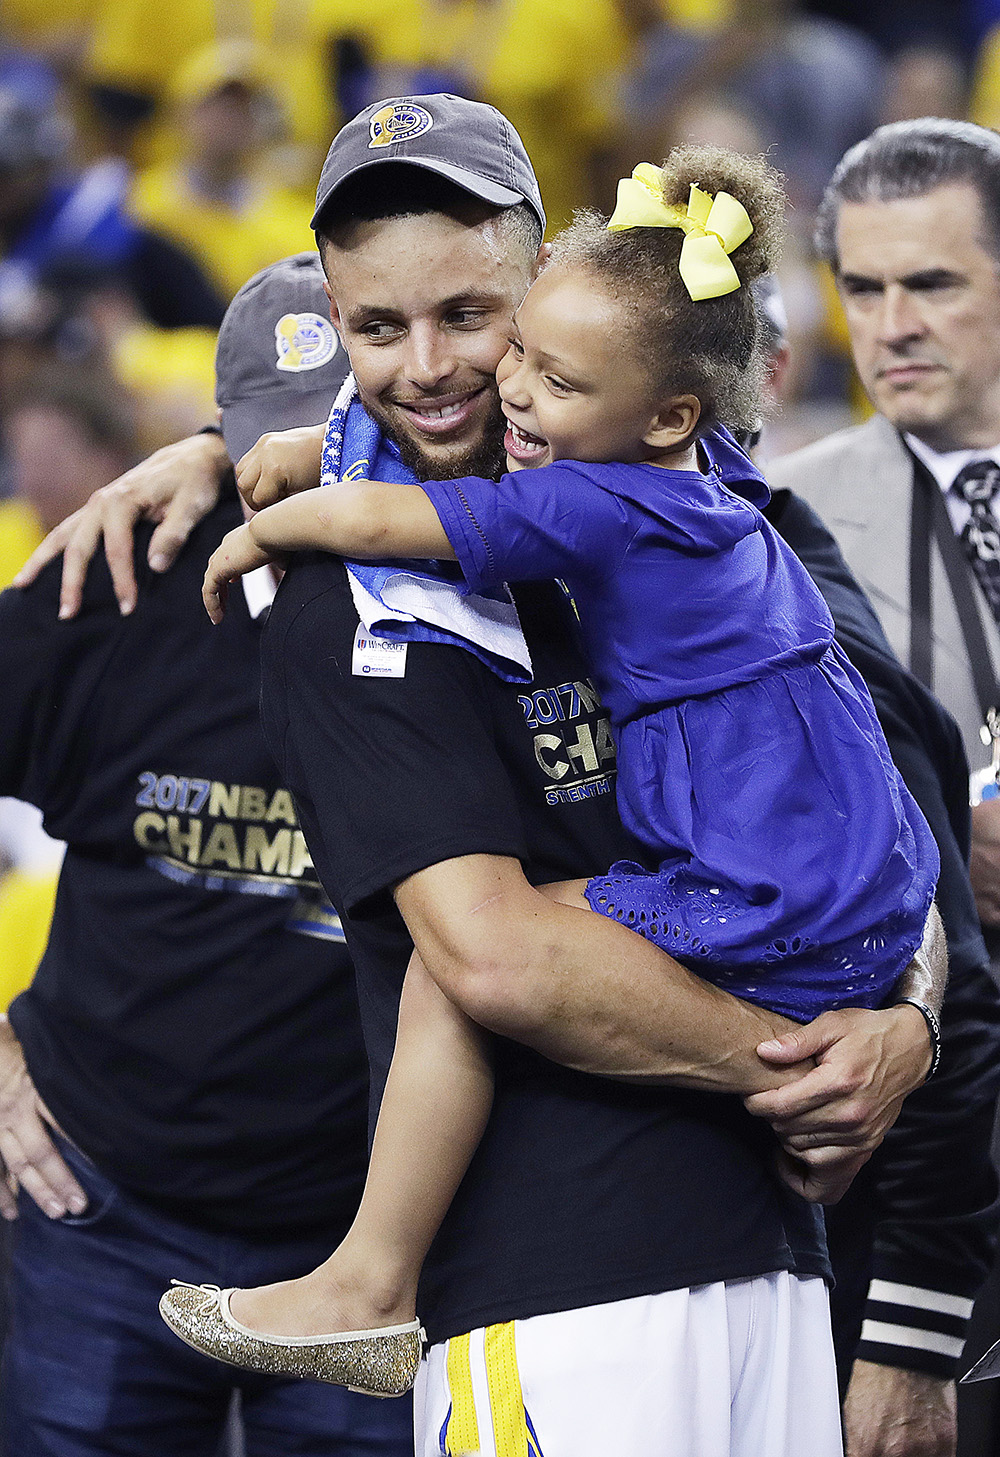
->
<box><xmin>158</xmin><ymin>1281</ymin><xmax>424</xmax><ymax>1396</ymax></box>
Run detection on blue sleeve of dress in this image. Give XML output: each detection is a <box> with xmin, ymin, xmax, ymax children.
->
<box><xmin>421</xmin><ymin>462</ymin><xmax>637</xmax><ymax>593</ymax></box>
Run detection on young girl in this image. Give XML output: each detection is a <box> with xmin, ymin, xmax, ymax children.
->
<box><xmin>162</xmin><ymin>146</ymin><xmax>939</xmax><ymax>1394</ymax></box>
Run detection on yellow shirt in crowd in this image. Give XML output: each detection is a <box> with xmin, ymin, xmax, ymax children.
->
<box><xmin>659</xmin><ymin>0</ymin><xmax>732</xmax><ymax>29</ymax></box>
<box><xmin>89</xmin><ymin>0</ymin><xmax>630</xmax><ymax>233</ymax></box>
<box><xmin>2</xmin><ymin>0</ymin><xmax>98</xmax><ymax>48</ymax></box>
<box><xmin>0</xmin><ymin>499</ymin><xmax>43</xmax><ymax>593</ymax></box>
<box><xmin>128</xmin><ymin>163</ymin><xmax>314</xmax><ymax>302</ymax></box>
<box><xmin>971</xmin><ymin>24</ymin><xmax>1000</xmax><ymax>131</ymax></box>
<box><xmin>85</xmin><ymin>0</ymin><xmax>380</xmax><ymax>161</ymax></box>
<box><xmin>0</xmin><ymin>870</ymin><xmax>58</xmax><ymax>1011</ymax></box>
<box><xmin>0</xmin><ymin>504</ymin><xmax>57</xmax><ymax>1008</ymax></box>
<box><xmin>112</xmin><ymin>322</ymin><xmax>219</xmax><ymax>450</ymax></box>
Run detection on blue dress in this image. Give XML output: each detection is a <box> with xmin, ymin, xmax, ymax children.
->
<box><xmin>421</xmin><ymin>429</ymin><xmax>939</xmax><ymax>1020</ymax></box>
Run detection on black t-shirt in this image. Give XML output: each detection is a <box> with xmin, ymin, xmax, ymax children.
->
<box><xmin>261</xmin><ymin>555</ymin><xmax>828</xmax><ymax>1346</ymax></box>
<box><xmin>2</xmin><ymin>498</ymin><xmax>369</xmax><ymax>1237</ymax></box>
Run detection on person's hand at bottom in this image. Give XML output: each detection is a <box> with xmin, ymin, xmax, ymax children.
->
<box><xmin>843</xmin><ymin>1360</ymin><xmax>956</xmax><ymax>1457</ymax></box>
<box><xmin>743</xmin><ymin>1003</ymin><xmax>936</xmax><ymax>1203</ymax></box>
<box><xmin>772</xmin><ymin>1142</ymin><xmax>872</xmax><ymax>1205</ymax></box>
<box><xmin>0</xmin><ymin>1015</ymin><xmax>87</xmax><ymax>1220</ymax></box>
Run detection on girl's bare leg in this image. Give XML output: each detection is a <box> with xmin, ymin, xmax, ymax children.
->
<box><xmin>227</xmin><ymin>879</ymin><xmax>592</xmax><ymax>1337</ymax></box>
<box><xmin>228</xmin><ymin>951</ymin><xmax>495</xmax><ymax>1337</ymax></box>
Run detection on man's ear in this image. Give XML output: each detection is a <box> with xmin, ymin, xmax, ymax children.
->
<box><xmin>532</xmin><ymin>241</ymin><xmax>552</xmax><ymax>279</ymax></box>
<box><xmin>324</xmin><ymin>280</ymin><xmax>346</xmax><ymax>346</ymax></box>
<box><xmin>644</xmin><ymin>394</ymin><xmax>702</xmax><ymax>451</ymax></box>
<box><xmin>766</xmin><ymin>342</ymin><xmax>791</xmax><ymax>406</ymax></box>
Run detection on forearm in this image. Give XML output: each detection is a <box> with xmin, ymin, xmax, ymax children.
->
<box><xmin>247</xmin><ymin>486</ymin><xmax>357</xmax><ymax>555</ymax></box>
<box><xmin>247</xmin><ymin>481</ymin><xmax>453</xmax><ymax>560</ymax></box>
<box><xmin>842</xmin><ymin>1361</ymin><xmax>956</xmax><ymax>1457</ymax></box>
<box><xmin>871</xmin><ymin>905</ymin><xmax>948</xmax><ymax>1090</ymax></box>
<box><xmin>394</xmin><ymin>854</ymin><xmax>803</xmax><ymax>1096</ymax></box>
<box><xmin>895</xmin><ymin>903</ymin><xmax>947</xmax><ymax>1016</ymax></box>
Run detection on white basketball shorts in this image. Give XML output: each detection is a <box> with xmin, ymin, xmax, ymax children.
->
<box><xmin>414</xmin><ymin>1271</ymin><xmax>843</xmax><ymax>1457</ymax></box>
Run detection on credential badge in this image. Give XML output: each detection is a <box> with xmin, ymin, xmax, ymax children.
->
<box><xmin>368</xmin><ymin>102</ymin><xmax>434</xmax><ymax>149</ymax></box>
<box><xmin>274</xmin><ymin>312</ymin><xmax>338</xmax><ymax>372</ymax></box>
<box><xmin>352</xmin><ymin>623</ymin><xmax>407</xmax><ymax>678</ymax></box>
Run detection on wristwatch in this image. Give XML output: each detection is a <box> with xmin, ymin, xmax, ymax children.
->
<box><xmin>894</xmin><ymin>996</ymin><xmax>942</xmax><ymax>1080</ymax></box>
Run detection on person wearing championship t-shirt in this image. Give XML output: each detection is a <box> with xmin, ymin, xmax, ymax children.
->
<box><xmin>144</xmin><ymin>99</ymin><xmax>949</xmax><ymax>1457</ymax></box>
<box><xmin>0</xmin><ymin>256</ymin><xmax>414</xmax><ymax>1457</ymax></box>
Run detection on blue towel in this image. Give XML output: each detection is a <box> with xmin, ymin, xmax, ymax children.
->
<box><xmin>321</xmin><ymin>377</ymin><xmax>532</xmax><ymax>682</ymax></box>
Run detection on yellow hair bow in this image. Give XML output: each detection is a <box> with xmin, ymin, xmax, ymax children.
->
<box><xmin>607</xmin><ymin>163</ymin><xmax>753</xmax><ymax>301</ymax></box>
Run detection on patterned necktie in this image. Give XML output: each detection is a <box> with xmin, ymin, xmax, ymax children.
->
<box><xmin>953</xmin><ymin>459</ymin><xmax>1000</xmax><ymax>623</ymax></box>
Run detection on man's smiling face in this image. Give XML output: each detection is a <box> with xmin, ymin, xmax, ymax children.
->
<box><xmin>323</xmin><ymin>207</ymin><xmax>535</xmax><ymax>479</ymax></box>
<box><xmin>836</xmin><ymin>180</ymin><xmax>1000</xmax><ymax>450</ymax></box>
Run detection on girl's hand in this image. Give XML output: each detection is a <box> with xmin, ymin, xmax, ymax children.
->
<box><xmin>203</xmin><ymin>525</ymin><xmax>278</xmax><ymax>623</ymax></box>
<box><xmin>236</xmin><ymin>424</ymin><xmax>325</xmax><ymax>511</ymax></box>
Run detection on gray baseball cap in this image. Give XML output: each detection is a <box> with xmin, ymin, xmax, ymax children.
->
<box><xmin>215</xmin><ymin>252</ymin><xmax>348</xmax><ymax>465</ymax></box>
<box><xmin>311</xmin><ymin>93</ymin><xmax>545</xmax><ymax>236</ymax></box>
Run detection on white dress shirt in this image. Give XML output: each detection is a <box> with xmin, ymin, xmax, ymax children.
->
<box><xmin>905</xmin><ymin>433</ymin><xmax>1000</xmax><ymax>535</ymax></box>
<box><xmin>240</xmin><ymin>564</ymin><xmax>279</xmax><ymax>620</ymax></box>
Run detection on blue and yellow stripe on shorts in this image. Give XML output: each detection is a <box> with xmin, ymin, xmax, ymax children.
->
<box><xmin>439</xmin><ymin>1323</ymin><xmax>544</xmax><ymax>1456</ymax></box>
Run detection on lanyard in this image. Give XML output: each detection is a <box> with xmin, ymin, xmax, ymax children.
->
<box><xmin>908</xmin><ymin>452</ymin><xmax>1000</xmax><ymax>723</ymax></box>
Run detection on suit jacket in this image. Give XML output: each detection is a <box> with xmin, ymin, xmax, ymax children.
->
<box><xmin>768</xmin><ymin>412</ymin><xmax>1000</xmax><ymax>775</ymax></box>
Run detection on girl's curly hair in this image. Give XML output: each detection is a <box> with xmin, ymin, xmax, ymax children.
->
<box><xmin>549</xmin><ymin>145</ymin><xmax>785</xmax><ymax>434</ymax></box>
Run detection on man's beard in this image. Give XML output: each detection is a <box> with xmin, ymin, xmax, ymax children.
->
<box><xmin>366</xmin><ymin>392</ymin><xmax>509</xmax><ymax>482</ymax></box>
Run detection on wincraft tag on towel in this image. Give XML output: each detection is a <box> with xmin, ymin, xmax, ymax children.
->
<box><xmin>962</xmin><ymin>1337</ymin><xmax>1000</xmax><ymax>1383</ymax></box>
<box><xmin>352</xmin><ymin>624</ymin><xmax>407</xmax><ymax>678</ymax></box>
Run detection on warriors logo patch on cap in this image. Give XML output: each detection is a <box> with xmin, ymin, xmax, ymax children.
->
<box><xmin>311</xmin><ymin>93</ymin><xmax>545</xmax><ymax>236</ymax></box>
<box><xmin>274</xmin><ymin>312</ymin><xmax>338</xmax><ymax>372</ymax></box>
<box><xmin>368</xmin><ymin>101</ymin><xmax>434</xmax><ymax>149</ymax></box>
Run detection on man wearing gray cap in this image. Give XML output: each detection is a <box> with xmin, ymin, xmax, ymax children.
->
<box><xmin>26</xmin><ymin>95</ymin><xmax>946</xmax><ymax>1455</ymax></box>
<box><xmin>134</xmin><ymin>95</ymin><xmax>948</xmax><ymax>1456</ymax></box>
<box><xmin>0</xmin><ymin>255</ymin><xmax>412</xmax><ymax>1457</ymax></box>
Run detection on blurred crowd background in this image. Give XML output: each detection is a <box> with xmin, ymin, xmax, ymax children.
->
<box><xmin>3</xmin><ymin>0</ymin><xmax>1000</xmax><ymax>1003</ymax></box>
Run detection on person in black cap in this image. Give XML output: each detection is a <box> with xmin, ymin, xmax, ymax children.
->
<box><xmin>0</xmin><ymin>254</ymin><xmax>412</xmax><ymax>1457</ymax></box>
<box><xmin>21</xmin><ymin>95</ymin><xmax>946</xmax><ymax>1457</ymax></box>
